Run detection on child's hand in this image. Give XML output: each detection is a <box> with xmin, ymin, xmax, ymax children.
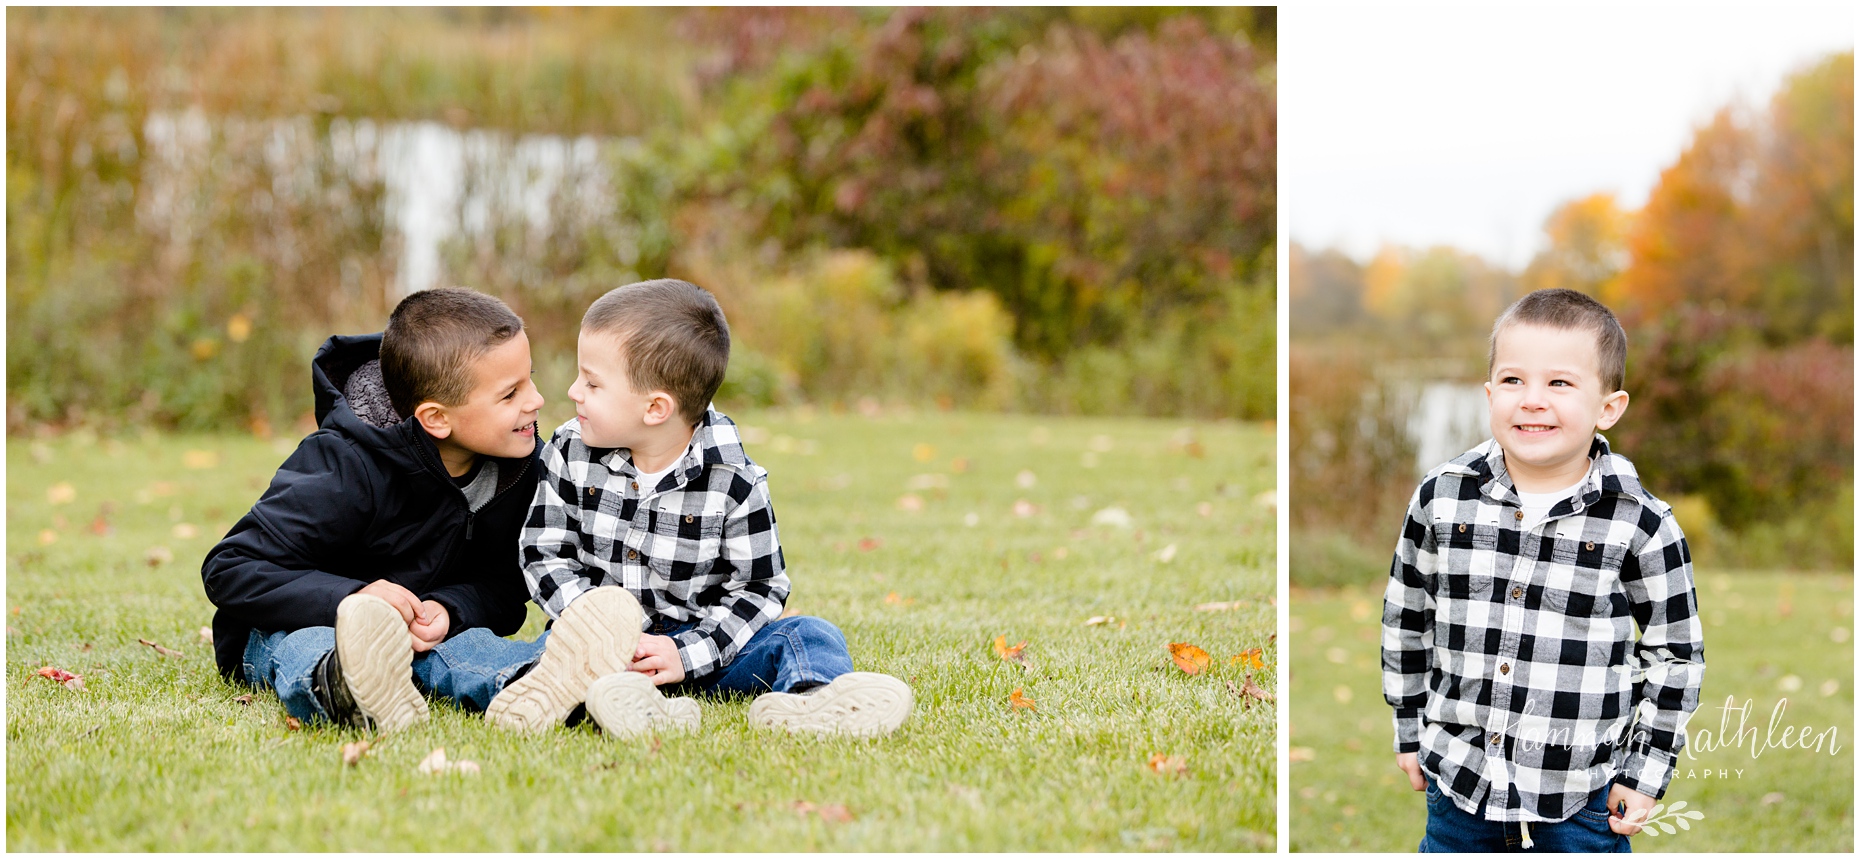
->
<box><xmin>1395</xmin><ymin>751</ymin><xmax>1426</xmax><ymax>791</ymax></box>
<box><xmin>408</xmin><ymin>600</ymin><xmax>449</xmax><ymax>652</ymax></box>
<box><xmin>1607</xmin><ymin>784</ymin><xmax>1657</xmax><ymax>835</ymax></box>
<box><xmin>357</xmin><ymin>579</ymin><xmax>423</xmax><ymax>626</ymax></box>
<box><xmin>628</xmin><ymin>634</ymin><xmax>686</xmax><ymax>686</ymax></box>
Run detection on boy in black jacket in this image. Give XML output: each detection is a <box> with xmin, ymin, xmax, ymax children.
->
<box><xmin>202</xmin><ymin>288</ymin><xmax>642</xmax><ymax>733</ymax></box>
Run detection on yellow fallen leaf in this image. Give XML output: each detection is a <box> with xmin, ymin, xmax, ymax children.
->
<box><xmin>912</xmin><ymin>443</ymin><xmax>936</xmax><ymax>462</ymax></box>
<box><xmin>183</xmin><ymin>450</ymin><xmax>219</xmax><ymax>469</ymax></box>
<box><xmin>992</xmin><ymin>635</ymin><xmax>1029</xmax><ymax>667</ymax></box>
<box><xmin>1168</xmin><ymin>642</ymin><xmax>1211</xmax><ymax>675</ymax></box>
<box><xmin>1231</xmin><ymin>647</ymin><xmax>1266</xmax><ymax>670</ymax></box>
<box><xmin>1146</xmin><ymin>753</ymin><xmax>1188</xmax><ymax>777</ymax></box>
<box><xmin>1008</xmin><ymin>688</ymin><xmax>1037</xmax><ymax>711</ymax></box>
<box><xmin>46</xmin><ymin>483</ymin><xmax>77</xmax><ymax>505</ymax></box>
<box><xmin>38</xmin><ymin>530</ymin><xmax>58</xmax><ymax>546</ymax></box>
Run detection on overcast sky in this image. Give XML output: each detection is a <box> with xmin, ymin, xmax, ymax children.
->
<box><xmin>1280</xmin><ymin>2</ymin><xmax>1854</xmax><ymax>269</ymax></box>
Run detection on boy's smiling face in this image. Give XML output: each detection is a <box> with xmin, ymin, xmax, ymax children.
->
<box><xmin>1485</xmin><ymin>322</ymin><xmax>1630</xmax><ymax>492</ymax></box>
<box><xmin>568</xmin><ymin>328</ymin><xmax>673</xmax><ymax>450</ymax></box>
<box><xmin>426</xmin><ymin>331</ymin><xmax>544</xmax><ymax>473</ymax></box>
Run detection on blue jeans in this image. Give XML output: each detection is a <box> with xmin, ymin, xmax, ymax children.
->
<box><xmin>242</xmin><ymin>626</ymin><xmax>548</xmax><ymax>724</ymax></box>
<box><xmin>1420</xmin><ymin>776</ymin><xmax>1630</xmax><ymax>853</ymax></box>
<box><xmin>657</xmin><ymin>615</ymin><xmax>853</xmax><ymax>696</ymax></box>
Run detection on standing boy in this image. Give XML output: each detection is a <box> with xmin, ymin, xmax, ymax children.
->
<box><xmin>495</xmin><ymin>278</ymin><xmax>913</xmax><ymax>739</ymax></box>
<box><xmin>202</xmin><ymin>288</ymin><xmax>567</xmax><ymax>732</ymax></box>
<box><xmin>1381</xmin><ymin>289</ymin><xmax>1704</xmax><ymax>851</ymax></box>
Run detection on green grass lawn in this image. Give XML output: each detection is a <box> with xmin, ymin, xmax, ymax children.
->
<box><xmin>6</xmin><ymin>411</ymin><xmax>1275</xmax><ymax>850</ymax></box>
<box><xmin>1290</xmin><ymin>573</ymin><xmax>1854</xmax><ymax>852</ymax></box>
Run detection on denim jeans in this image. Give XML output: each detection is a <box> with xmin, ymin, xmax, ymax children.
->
<box><xmin>656</xmin><ymin>615</ymin><xmax>853</xmax><ymax>696</ymax></box>
<box><xmin>1419</xmin><ymin>776</ymin><xmax>1631</xmax><ymax>853</ymax></box>
<box><xmin>242</xmin><ymin>626</ymin><xmax>548</xmax><ymax>724</ymax></box>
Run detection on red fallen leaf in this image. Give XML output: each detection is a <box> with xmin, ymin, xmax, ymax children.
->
<box><xmin>138</xmin><ymin>638</ymin><xmax>184</xmax><ymax>658</ymax></box>
<box><xmin>285</xmin><ymin>716</ymin><xmax>303</xmax><ymax>731</ymax></box>
<box><xmin>37</xmin><ymin>665</ymin><xmax>84</xmax><ymax>691</ymax></box>
<box><xmin>857</xmin><ymin>537</ymin><xmax>882</xmax><ymax>552</ymax></box>
<box><xmin>1008</xmin><ymin>688</ymin><xmax>1037</xmax><ymax>711</ymax></box>
<box><xmin>1168</xmin><ymin>642</ymin><xmax>1212</xmax><ymax>675</ymax></box>
<box><xmin>992</xmin><ymin>635</ymin><xmax>1029</xmax><ymax>667</ymax></box>
<box><xmin>1147</xmin><ymin>753</ymin><xmax>1188</xmax><ymax>777</ymax></box>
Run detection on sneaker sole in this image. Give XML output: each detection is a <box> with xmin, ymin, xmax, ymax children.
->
<box><xmin>485</xmin><ymin>587</ymin><xmax>643</xmax><ymax>733</ymax></box>
<box><xmin>747</xmin><ymin>672</ymin><xmax>913</xmax><ymax>739</ymax></box>
<box><xmin>585</xmin><ymin>671</ymin><xmax>701</xmax><ymax>739</ymax></box>
<box><xmin>334</xmin><ymin>593</ymin><xmax>427</xmax><ymax>734</ymax></box>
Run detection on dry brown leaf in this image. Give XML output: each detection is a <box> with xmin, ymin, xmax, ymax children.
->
<box><xmin>138</xmin><ymin>638</ymin><xmax>184</xmax><ymax>658</ymax></box>
<box><xmin>792</xmin><ymin>800</ymin><xmax>816</xmax><ymax>816</ymax></box>
<box><xmin>992</xmin><ymin>635</ymin><xmax>1029</xmax><ymax>667</ymax></box>
<box><xmin>1229</xmin><ymin>673</ymin><xmax>1275</xmax><ymax>708</ymax></box>
<box><xmin>1168</xmin><ymin>642</ymin><xmax>1212</xmax><ymax>675</ymax></box>
<box><xmin>341</xmin><ymin>740</ymin><xmax>371</xmax><ymax>767</ymax></box>
<box><xmin>198</xmin><ymin>626</ymin><xmax>214</xmax><ymax>645</ymax></box>
<box><xmin>37</xmin><ymin>665</ymin><xmax>84</xmax><ymax>691</ymax></box>
<box><xmin>1146</xmin><ymin>753</ymin><xmax>1188</xmax><ymax>777</ymax></box>
<box><xmin>234</xmin><ymin>694</ymin><xmax>254</xmax><ymax>706</ymax></box>
<box><xmin>817</xmin><ymin>804</ymin><xmax>853</xmax><ymax>823</ymax></box>
<box><xmin>285</xmin><ymin>716</ymin><xmax>303</xmax><ymax>731</ymax></box>
<box><xmin>1008</xmin><ymin>688</ymin><xmax>1037</xmax><ymax>711</ymax></box>
<box><xmin>145</xmin><ymin>546</ymin><xmax>175</xmax><ymax>567</ymax></box>
<box><xmin>1193</xmin><ymin>600</ymin><xmax>1246</xmax><ymax>612</ymax></box>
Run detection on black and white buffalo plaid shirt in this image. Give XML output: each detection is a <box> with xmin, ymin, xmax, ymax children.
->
<box><xmin>520</xmin><ymin>409</ymin><xmax>788</xmax><ymax>680</ymax></box>
<box><xmin>1381</xmin><ymin>434</ymin><xmax>1704</xmax><ymax>824</ymax></box>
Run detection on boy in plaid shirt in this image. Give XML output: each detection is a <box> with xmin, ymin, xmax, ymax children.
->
<box><xmin>1381</xmin><ymin>289</ymin><xmax>1704</xmax><ymax>851</ymax></box>
<box><xmin>489</xmin><ymin>279</ymin><xmax>913</xmax><ymax>739</ymax></box>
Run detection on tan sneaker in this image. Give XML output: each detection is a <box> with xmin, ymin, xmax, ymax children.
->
<box><xmin>747</xmin><ymin>672</ymin><xmax>913</xmax><ymax>738</ymax></box>
<box><xmin>485</xmin><ymin>587</ymin><xmax>643</xmax><ymax>732</ymax></box>
<box><xmin>333</xmin><ymin>593</ymin><xmax>427</xmax><ymax>733</ymax></box>
<box><xmin>585</xmin><ymin>671</ymin><xmax>702</xmax><ymax>739</ymax></box>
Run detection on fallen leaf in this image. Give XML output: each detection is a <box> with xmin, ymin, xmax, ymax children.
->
<box><xmin>38</xmin><ymin>529</ymin><xmax>58</xmax><ymax>546</ymax></box>
<box><xmin>1196</xmin><ymin>502</ymin><xmax>1214</xmax><ymax>518</ymax></box>
<box><xmin>46</xmin><ymin>482</ymin><xmax>77</xmax><ymax>505</ymax></box>
<box><xmin>74</xmin><ymin>642</ymin><xmax>93</xmax><ymax>652</ymax></box>
<box><xmin>1011</xmin><ymin>499</ymin><xmax>1039</xmax><ymax>518</ymax></box>
<box><xmin>1084</xmin><ymin>615</ymin><xmax>1117</xmax><ymax>626</ymax></box>
<box><xmin>1154</xmin><ymin>543</ymin><xmax>1178</xmax><ymax>563</ymax></box>
<box><xmin>172</xmin><ymin>523</ymin><xmax>200</xmax><ymax>540</ymax></box>
<box><xmin>1168</xmin><ymin>642</ymin><xmax>1212</xmax><ymax>675</ymax></box>
<box><xmin>992</xmin><ymin>635</ymin><xmax>1029</xmax><ymax>667</ymax></box>
<box><xmin>1146</xmin><ymin>753</ymin><xmax>1188</xmax><ymax>777</ymax></box>
<box><xmin>1194</xmin><ymin>600</ymin><xmax>1246</xmax><ymax>612</ymax></box>
<box><xmin>37</xmin><ymin>665</ymin><xmax>84</xmax><ymax>691</ymax></box>
<box><xmin>950</xmin><ymin>457</ymin><xmax>970</xmax><ymax>473</ymax></box>
<box><xmin>418</xmin><ymin>747</ymin><xmax>450</xmax><ymax>774</ymax></box>
<box><xmin>1289</xmin><ymin>746</ymin><xmax>1316</xmax><ymax>762</ymax></box>
<box><xmin>817</xmin><ymin>804</ymin><xmax>853</xmax><ymax>823</ymax></box>
<box><xmin>882</xmin><ymin>591</ymin><xmax>915</xmax><ymax>606</ymax></box>
<box><xmin>1235</xmin><ymin>673</ymin><xmax>1275</xmax><ymax>706</ymax></box>
<box><xmin>138</xmin><ymin>638</ymin><xmax>184</xmax><ymax>658</ymax></box>
<box><xmin>896</xmin><ymin>494</ymin><xmax>924</xmax><ymax>512</ymax></box>
<box><xmin>1008</xmin><ymin>688</ymin><xmax>1037</xmax><ymax>711</ymax></box>
<box><xmin>145</xmin><ymin>545</ymin><xmax>175</xmax><ymax>567</ymax></box>
<box><xmin>198</xmin><ymin>626</ymin><xmax>214</xmax><ymax>645</ymax></box>
<box><xmin>857</xmin><ymin>537</ymin><xmax>882</xmax><ymax>552</ymax></box>
<box><xmin>1232</xmin><ymin>648</ymin><xmax>1266</xmax><ymax>670</ymax></box>
<box><xmin>234</xmin><ymin>694</ymin><xmax>254</xmax><ymax>706</ymax></box>
<box><xmin>1254</xmin><ymin>489</ymin><xmax>1277</xmax><ymax>510</ymax></box>
<box><xmin>341</xmin><ymin>740</ymin><xmax>372</xmax><ymax>767</ymax></box>
<box><xmin>1015</xmin><ymin>469</ymin><xmax>1037</xmax><ymax>488</ymax></box>
<box><xmin>87</xmin><ymin>511</ymin><xmax>113</xmax><ymax>536</ymax></box>
<box><xmin>285</xmin><ymin>717</ymin><xmax>303</xmax><ymax>731</ymax></box>
<box><xmin>183</xmin><ymin>450</ymin><xmax>220</xmax><ymax>469</ymax></box>
<box><xmin>911</xmin><ymin>443</ymin><xmax>936</xmax><ymax>462</ymax></box>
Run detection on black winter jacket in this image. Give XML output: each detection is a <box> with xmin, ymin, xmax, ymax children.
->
<box><xmin>201</xmin><ymin>333</ymin><xmax>539</xmax><ymax>679</ymax></box>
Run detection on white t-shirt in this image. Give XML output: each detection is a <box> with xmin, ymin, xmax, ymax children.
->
<box><xmin>631</xmin><ymin>460</ymin><xmax>678</xmax><ymax>497</ymax></box>
<box><xmin>1516</xmin><ymin>472</ymin><xmax>1591</xmax><ymax>533</ymax></box>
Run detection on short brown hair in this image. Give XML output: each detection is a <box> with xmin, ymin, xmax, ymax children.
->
<box><xmin>380</xmin><ymin>288</ymin><xmax>525</xmax><ymax>416</ymax></box>
<box><xmin>1487</xmin><ymin>288</ymin><xmax>1628</xmax><ymax>392</ymax></box>
<box><xmin>582</xmin><ymin>279</ymin><xmax>730</xmax><ymax>426</ymax></box>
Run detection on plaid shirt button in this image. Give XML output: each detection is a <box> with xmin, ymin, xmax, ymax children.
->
<box><xmin>1500</xmin><ymin>663</ymin><xmax>1510</xmax><ymax>674</ymax></box>
<box><xmin>628</xmin><ymin>550</ymin><xmax>637</xmax><ymax>560</ymax></box>
<box><xmin>1511</xmin><ymin>587</ymin><xmax>1524</xmax><ymax>600</ymax></box>
<box><xmin>1514</xmin><ymin>510</ymin><xmax>1525</xmax><ymax>520</ymax></box>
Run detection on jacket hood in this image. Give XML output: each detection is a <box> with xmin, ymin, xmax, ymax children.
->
<box><xmin>310</xmin><ymin>333</ymin><xmax>538</xmax><ymax>486</ymax></box>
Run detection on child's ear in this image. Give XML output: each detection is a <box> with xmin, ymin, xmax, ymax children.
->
<box><xmin>413</xmin><ymin>401</ymin><xmax>454</xmax><ymax>439</ymax></box>
<box><xmin>1595</xmin><ymin>390</ymin><xmax>1630</xmax><ymax>431</ymax></box>
<box><xmin>642</xmin><ymin>391</ymin><xmax>677</xmax><ymax>427</ymax></box>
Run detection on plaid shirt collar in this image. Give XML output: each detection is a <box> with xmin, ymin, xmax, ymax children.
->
<box><xmin>592</xmin><ymin>408</ymin><xmax>751</xmax><ymax>493</ymax></box>
<box><xmin>1445</xmin><ymin>433</ymin><xmax>1645</xmax><ymax>513</ymax></box>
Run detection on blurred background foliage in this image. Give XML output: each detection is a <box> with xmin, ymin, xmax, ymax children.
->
<box><xmin>1291</xmin><ymin>51</ymin><xmax>1853</xmax><ymax>580</ymax></box>
<box><xmin>6</xmin><ymin>7</ymin><xmax>1276</xmax><ymax>434</ymax></box>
